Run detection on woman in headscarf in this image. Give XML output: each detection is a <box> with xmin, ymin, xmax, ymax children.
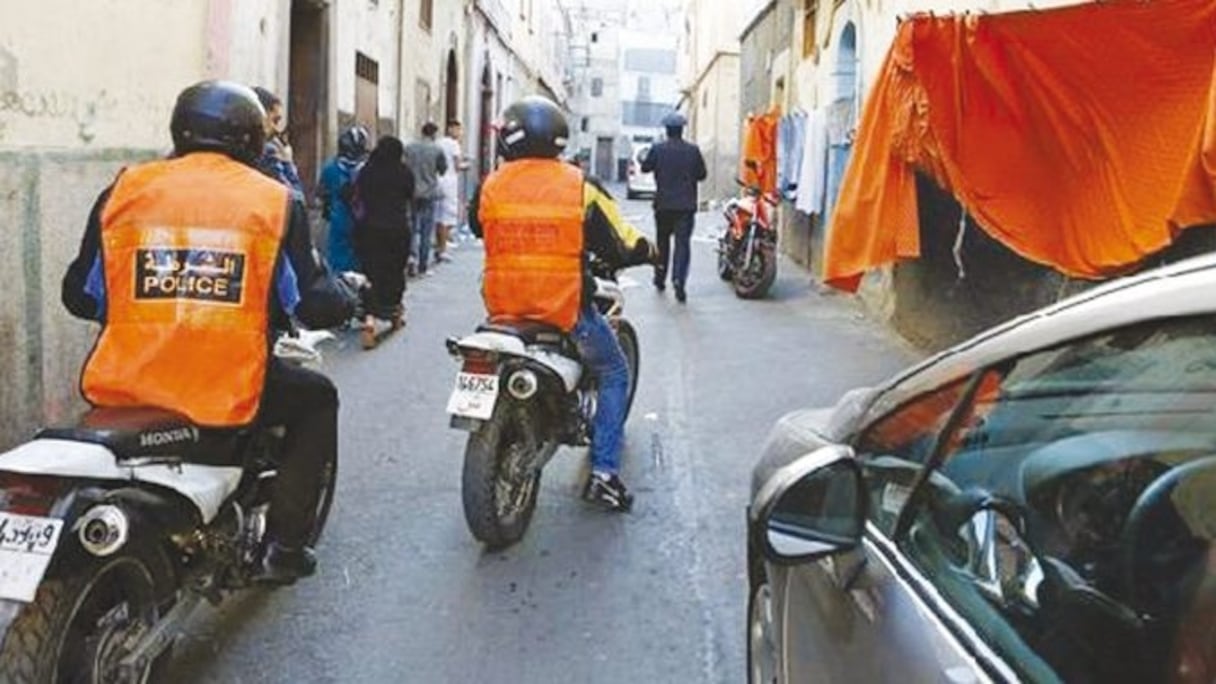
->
<box><xmin>318</xmin><ymin>126</ymin><xmax>369</xmax><ymax>274</ymax></box>
<box><xmin>352</xmin><ymin>135</ymin><xmax>415</xmax><ymax>348</ymax></box>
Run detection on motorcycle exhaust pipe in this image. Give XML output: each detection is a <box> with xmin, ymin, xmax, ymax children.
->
<box><xmin>506</xmin><ymin>369</ymin><xmax>539</xmax><ymax>400</ymax></box>
<box><xmin>78</xmin><ymin>504</ymin><xmax>130</xmax><ymax>557</ymax></box>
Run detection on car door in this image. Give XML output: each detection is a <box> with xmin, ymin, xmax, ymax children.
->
<box><xmin>781</xmin><ymin>375</ymin><xmax>1006</xmax><ymax>682</ymax></box>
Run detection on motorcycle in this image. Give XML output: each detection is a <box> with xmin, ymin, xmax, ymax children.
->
<box><xmin>717</xmin><ymin>179</ymin><xmax>778</xmax><ymax>299</ymax></box>
<box><xmin>0</xmin><ymin>328</ymin><xmax>336</xmax><ymax>681</ymax></box>
<box><xmin>445</xmin><ymin>262</ymin><xmax>640</xmax><ymax>549</ymax></box>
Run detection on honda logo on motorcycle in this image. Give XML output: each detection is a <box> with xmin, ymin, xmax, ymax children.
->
<box><xmin>138</xmin><ymin>426</ymin><xmax>199</xmax><ymax>448</ymax></box>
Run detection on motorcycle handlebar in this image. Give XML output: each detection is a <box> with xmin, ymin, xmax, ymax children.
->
<box><xmin>733</xmin><ymin>178</ymin><xmax>778</xmax><ymax>206</ymax></box>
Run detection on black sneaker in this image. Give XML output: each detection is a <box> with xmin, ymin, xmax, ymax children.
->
<box><xmin>674</xmin><ymin>285</ymin><xmax>686</xmax><ymax>303</ymax></box>
<box><xmin>252</xmin><ymin>542</ymin><xmax>317</xmax><ymax>586</ymax></box>
<box><xmin>582</xmin><ymin>472</ymin><xmax>634</xmax><ymax>512</ymax></box>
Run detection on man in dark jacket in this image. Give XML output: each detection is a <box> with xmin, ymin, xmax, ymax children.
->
<box><xmin>642</xmin><ymin>111</ymin><xmax>707</xmax><ymax>303</ymax></box>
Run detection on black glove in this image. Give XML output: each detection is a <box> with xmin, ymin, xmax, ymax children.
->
<box><xmin>631</xmin><ymin>237</ymin><xmax>660</xmax><ymax>267</ymax></box>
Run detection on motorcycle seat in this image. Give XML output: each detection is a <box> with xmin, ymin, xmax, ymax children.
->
<box><xmin>37</xmin><ymin>407</ymin><xmax>244</xmax><ymax>466</ymax></box>
<box><xmin>477</xmin><ymin>319</ymin><xmax>573</xmax><ymax>351</ymax></box>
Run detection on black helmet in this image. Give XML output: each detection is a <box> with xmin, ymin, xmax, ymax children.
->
<box><xmin>498</xmin><ymin>96</ymin><xmax>569</xmax><ymax>161</ymax></box>
<box><xmin>170</xmin><ymin>80</ymin><xmax>267</xmax><ymax>163</ymax></box>
<box><xmin>339</xmin><ymin>125</ymin><xmax>370</xmax><ymax>160</ymax></box>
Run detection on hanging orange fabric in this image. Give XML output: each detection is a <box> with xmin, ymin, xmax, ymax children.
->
<box><xmin>479</xmin><ymin>158</ymin><xmax>586</xmax><ymax>331</ymax></box>
<box><xmin>740</xmin><ymin>107</ymin><xmax>780</xmax><ymax>196</ymax></box>
<box><xmin>825</xmin><ymin>0</ymin><xmax>1216</xmax><ymax>292</ymax></box>
<box><xmin>82</xmin><ymin>152</ymin><xmax>289</xmax><ymax>426</ymax></box>
<box><xmin>1172</xmin><ymin>60</ymin><xmax>1216</xmax><ymax>230</ymax></box>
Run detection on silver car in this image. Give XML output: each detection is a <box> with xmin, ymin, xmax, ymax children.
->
<box><xmin>747</xmin><ymin>254</ymin><xmax>1216</xmax><ymax>683</ymax></box>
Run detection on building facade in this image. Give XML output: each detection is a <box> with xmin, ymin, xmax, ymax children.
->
<box><xmin>619</xmin><ymin>29</ymin><xmax>681</xmax><ymax>156</ymax></box>
<box><xmin>761</xmin><ymin>0</ymin><xmax>1171</xmax><ymax>349</ymax></box>
<box><xmin>680</xmin><ymin>0</ymin><xmax>746</xmax><ymax>204</ymax></box>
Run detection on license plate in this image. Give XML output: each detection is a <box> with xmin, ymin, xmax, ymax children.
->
<box><xmin>0</xmin><ymin>512</ymin><xmax>63</xmax><ymax>602</ymax></box>
<box><xmin>446</xmin><ymin>372</ymin><xmax>499</xmax><ymax>420</ymax></box>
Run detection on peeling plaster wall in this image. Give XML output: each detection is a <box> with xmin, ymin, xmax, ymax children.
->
<box><xmin>0</xmin><ymin>0</ymin><xmax>209</xmax><ymax>151</ymax></box>
<box><xmin>0</xmin><ymin>151</ymin><xmax>160</xmax><ymax>450</ymax></box>
<box><xmin>0</xmin><ymin>0</ymin><xmax>287</xmax><ymax>449</ymax></box>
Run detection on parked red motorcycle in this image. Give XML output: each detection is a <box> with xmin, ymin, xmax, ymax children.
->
<box><xmin>718</xmin><ymin>179</ymin><xmax>778</xmax><ymax>299</ymax></box>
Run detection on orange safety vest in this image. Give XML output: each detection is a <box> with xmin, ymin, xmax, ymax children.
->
<box><xmin>81</xmin><ymin>152</ymin><xmax>289</xmax><ymax>427</ymax></box>
<box><xmin>478</xmin><ymin>159</ymin><xmax>585</xmax><ymax>331</ymax></box>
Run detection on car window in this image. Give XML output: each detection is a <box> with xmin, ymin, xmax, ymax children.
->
<box><xmin>854</xmin><ymin>377</ymin><xmax>969</xmax><ymax>535</ymax></box>
<box><xmin>897</xmin><ymin>315</ymin><xmax>1216</xmax><ymax>682</ymax></box>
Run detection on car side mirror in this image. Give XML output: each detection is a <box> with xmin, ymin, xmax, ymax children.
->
<box><xmin>752</xmin><ymin>445</ymin><xmax>865</xmax><ymax>565</ymax></box>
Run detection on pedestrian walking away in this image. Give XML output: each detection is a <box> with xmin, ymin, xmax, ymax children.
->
<box><xmin>403</xmin><ymin>122</ymin><xmax>448</xmax><ymax>277</ymax></box>
<box><xmin>436</xmin><ymin>119</ymin><xmax>469</xmax><ymax>263</ymax></box>
<box><xmin>352</xmin><ymin>135</ymin><xmax>415</xmax><ymax>349</ymax></box>
<box><xmin>318</xmin><ymin>126</ymin><xmax>370</xmax><ymax>275</ymax></box>
<box><xmin>642</xmin><ymin>111</ymin><xmax>707</xmax><ymax>303</ymax></box>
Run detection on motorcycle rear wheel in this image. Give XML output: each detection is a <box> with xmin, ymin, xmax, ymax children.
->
<box><xmin>0</xmin><ymin>545</ymin><xmax>170</xmax><ymax>683</ymax></box>
<box><xmin>462</xmin><ymin>401</ymin><xmax>544</xmax><ymax>549</ymax></box>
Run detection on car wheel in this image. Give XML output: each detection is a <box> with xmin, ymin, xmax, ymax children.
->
<box><xmin>748</xmin><ymin>579</ymin><xmax>780</xmax><ymax>684</ymax></box>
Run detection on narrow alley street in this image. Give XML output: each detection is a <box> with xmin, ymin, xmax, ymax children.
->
<box><xmin>164</xmin><ymin>193</ymin><xmax>917</xmax><ymax>683</ymax></box>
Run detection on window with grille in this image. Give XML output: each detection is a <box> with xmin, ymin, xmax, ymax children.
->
<box><xmin>356</xmin><ymin>52</ymin><xmax>379</xmax><ymax>83</ymax></box>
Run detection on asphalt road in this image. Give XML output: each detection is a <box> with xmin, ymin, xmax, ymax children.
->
<box><xmin>167</xmin><ymin>196</ymin><xmax>918</xmax><ymax>683</ymax></box>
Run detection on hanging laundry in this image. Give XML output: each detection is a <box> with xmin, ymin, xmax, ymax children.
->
<box><xmin>777</xmin><ymin>110</ymin><xmax>808</xmax><ymax>201</ymax></box>
<box><xmin>795</xmin><ymin>107</ymin><xmax>828</xmax><ymax>217</ymax></box>
<box><xmin>824</xmin><ymin>0</ymin><xmax>1216</xmax><ymax>292</ymax></box>
<box><xmin>1172</xmin><ymin>60</ymin><xmax>1216</xmax><ymax>230</ymax></box>
<box><xmin>740</xmin><ymin>106</ymin><xmax>781</xmax><ymax>196</ymax></box>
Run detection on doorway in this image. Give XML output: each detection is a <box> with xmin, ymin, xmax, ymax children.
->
<box><xmin>288</xmin><ymin>0</ymin><xmax>325</xmax><ymax>198</ymax></box>
<box><xmin>824</xmin><ymin>22</ymin><xmax>858</xmax><ymax>229</ymax></box>
<box><xmin>478</xmin><ymin>62</ymin><xmax>494</xmax><ymax>177</ymax></box>
<box><xmin>445</xmin><ymin>49</ymin><xmax>459</xmax><ymax>127</ymax></box>
<box><xmin>595</xmin><ymin>137</ymin><xmax>613</xmax><ymax>179</ymax></box>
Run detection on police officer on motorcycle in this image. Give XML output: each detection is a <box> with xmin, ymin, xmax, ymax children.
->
<box><xmin>61</xmin><ymin>80</ymin><xmax>355</xmax><ymax>584</ymax></box>
<box><xmin>468</xmin><ymin>96</ymin><xmax>657</xmax><ymax>511</ymax></box>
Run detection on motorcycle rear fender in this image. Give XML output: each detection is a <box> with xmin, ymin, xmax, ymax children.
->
<box><xmin>0</xmin><ymin>439</ymin><xmax>242</xmax><ymax>524</ymax></box>
<box><xmin>455</xmin><ymin>331</ymin><xmax>582</xmax><ymax>392</ymax></box>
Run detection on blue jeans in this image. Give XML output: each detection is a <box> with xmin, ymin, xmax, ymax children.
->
<box><xmin>654</xmin><ymin>210</ymin><xmax>695</xmax><ymax>288</ymax></box>
<box><xmin>571</xmin><ymin>308</ymin><xmax>630</xmax><ymax>474</ymax></box>
<box><xmin>412</xmin><ymin>198</ymin><xmax>437</xmax><ymax>273</ymax></box>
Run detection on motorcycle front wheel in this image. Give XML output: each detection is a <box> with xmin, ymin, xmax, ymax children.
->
<box><xmin>462</xmin><ymin>400</ymin><xmax>547</xmax><ymax>549</ymax></box>
<box><xmin>733</xmin><ymin>245</ymin><xmax>777</xmax><ymax>300</ymax></box>
<box><xmin>717</xmin><ymin>236</ymin><xmax>735</xmax><ymax>281</ymax></box>
<box><xmin>615</xmin><ymin>319</ymin><xmax>640</xmax><ymax>421</ymax></box>
<box><xmin>306</xmin><ymin>445</ymin><xmax>338</xmax><ymax>546</ymax></box>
